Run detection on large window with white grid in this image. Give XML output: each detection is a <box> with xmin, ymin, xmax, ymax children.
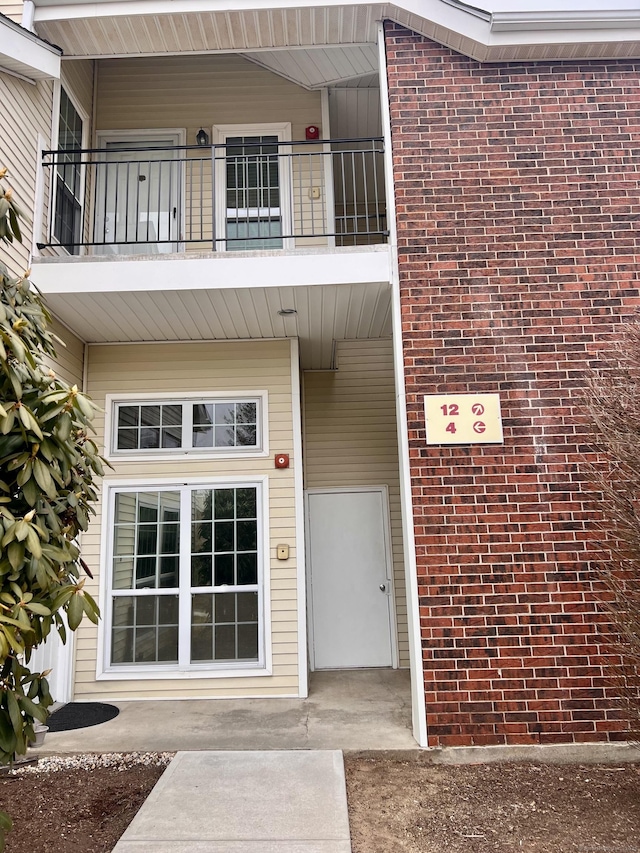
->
<box><xmin>105</xmin><ymin>482</ymin><xmax>264</xmax><ymax>674</ymax></box>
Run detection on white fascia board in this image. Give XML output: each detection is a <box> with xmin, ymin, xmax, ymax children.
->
<box><xmin>491</xmin><ymin>10</ymin><xmax>640</xmax><ymax>32</ymax></box>
<box><xmin>32</xmin><ymin>0</ymin><xmax>640</xmax><ymax>40</ymax></box>
<box><xmin>32</xmin><ymin>0</ymin><xmax>487</xmax><ymax>41</ymax></box>
<box><xmin>0</xmin><ymin>17</ymin><xmax>60</xmax><ymax>79</ymax></box>
<box><xmin>31</xmin><ymin>248</ymin><xmax>392</xmax><ymax>294</ymax></box>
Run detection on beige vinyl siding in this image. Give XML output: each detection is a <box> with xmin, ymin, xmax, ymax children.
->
<box><xmin>75</xmin><ymin>339</ymin><xmax>299</xmax><ymax>700</ymax></box>
<box><xmin>0</xmin><ymin>2</ymin><xmax>22</xmax><ymax>22</ymax></box>
<box><xmin>61</xmin><ymin>60</ymin><xmax>94</xmax><ymax>124</ymax></box>
<box><xmin>0</xmin><ymin>74</ymin><xmax>53</xmax><ymax>271</ymax></box>
<box><xmin>303</xmin><ymin>339</ymin><xmax>409</xmax><ymax>666</ymax></box>
<box><xmin>47</xmin><ymin>317</ymin><xmax>85</xmax><ymax>387</ymax></box>
<box><xmin>94</xmin><ymin>54</ymin><xmax>324</xmax><ymax>250</ymax></box>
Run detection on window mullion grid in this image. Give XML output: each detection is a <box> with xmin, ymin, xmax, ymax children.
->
<box><xmin>183</xmin><ymin>401</ymin><xmax>194</xmax><ymax>451</ymax></box>
<box><xmin>178</xmin><ymin>486</ymin><xmax>192</xmax><ymax>668</ymax></box>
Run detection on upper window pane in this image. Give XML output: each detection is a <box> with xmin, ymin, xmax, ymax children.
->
<box><xmin>113</xmin><ymin>399</ymin><xmax>260</xmax><ymax>454</ymax></box>
<box><xmin>54</xmin><ymin>88</ymin><xmax>83</xmax><ymax>255</ymax></box>
<box><xmin>113</xmin><ymin>491</ymin><xmax>180</xmax><ymax>590</ymax></box>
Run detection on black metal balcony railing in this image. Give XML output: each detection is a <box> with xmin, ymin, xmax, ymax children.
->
<box><xmin>40</xmin><ymin>137</ymin><xmax>387</xmax><ymax>254</ymax></box>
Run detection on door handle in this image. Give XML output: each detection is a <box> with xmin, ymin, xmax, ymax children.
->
<box><xmin>379</xmin><ymin>583</ymin><xmax>386</xmax><ymax>592</ymax></box>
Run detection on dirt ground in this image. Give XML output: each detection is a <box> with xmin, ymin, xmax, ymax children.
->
<box><xmin>344</xmin><ymin>755</ymin><xmax>640</xmax><ymax>853</ymax></box>
<box><xmin>0</xmin><ymin>753</ymin><xmax>639</xmax><ymax>852</ymax></box>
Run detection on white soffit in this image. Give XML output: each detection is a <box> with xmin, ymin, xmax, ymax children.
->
<box><xmin>40</xmin><ymin>282</ymin><xmax>392</xmax><ymax>370</ymax></box>
<box><xmin>0</xmin><ymin>15</ymin><xmax>60</xmax><ymax>79</ymax></box>
<box><xmin>33</xmin><ymin>0</ymin><xmax>640</xmax><ymax>62</ymax></box>
<box><xmin>244</xmin><ymin>44</ymin><xmax>379</xmax><ymax>89</ymax></box>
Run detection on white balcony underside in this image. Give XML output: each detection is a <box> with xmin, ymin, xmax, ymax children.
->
<box><xmin>34</xmin><ymin>1</ymin><xmax>640</xmax><ymax>65</ymax></box>
<box><xmin>32</xmin><ymin>247</ymin><xmax>392</xmax><ymax>369</ymax></box>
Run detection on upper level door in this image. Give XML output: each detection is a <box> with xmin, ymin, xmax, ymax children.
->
<box><xmin>214</xmin><ymin>123</ymin><xmax>292</xmax><ymax>251</ymax></box>
<box><xmin>94</xmin><ymin>132</ymin><xmax>183</xmax><ymax>255</ymax></box>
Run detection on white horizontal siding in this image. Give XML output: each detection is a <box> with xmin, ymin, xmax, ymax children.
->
<box><xmin>303</xmin><ymin>339</ymin><xmax>408</xmax><ymax>666</ymax></box>
<box><xmin>74</xmin><ymin>338</ymin><xmax>298</xmax><ymax>700</ymax></box>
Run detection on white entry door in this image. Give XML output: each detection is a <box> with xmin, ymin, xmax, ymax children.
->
<box><xmin>307</xmin><ymin>487</ymin><xmax>395</xmax><ymax>669</ymax></box>
<box><xmin>94</xmin><ymin>134</ymin><xmax>182</xmax><ymax>254</ymax></box>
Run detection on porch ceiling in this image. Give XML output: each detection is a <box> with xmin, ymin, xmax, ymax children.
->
<box><xmin>34</xmin><ymin>1</ymin><xmax>640</xmax><ymax>63</ymax></box>
<box><xmin>44</xmin><ymin>281</ymin><xmax>392</xmax><ymax>370</ymax></box>
<box><xmin>244</xmin><ymin>45</ymin><xmax>379</xmax><ymax>89</ymax></box>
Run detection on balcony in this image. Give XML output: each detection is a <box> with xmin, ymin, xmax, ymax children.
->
<box><xmin>32</xmin><ymin>135</ymin><xmax>392</xmax><ymax>367</ymax></box>
<box><xmin>40</xmin><ymin>136</ymin><xmax>387</xmax><ymax>255</ymax></box>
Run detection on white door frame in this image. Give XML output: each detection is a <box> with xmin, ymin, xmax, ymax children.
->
<box><xmin>305</xmin><ymin>484</ymin><xmax>398</xmax><ymax>671</ymax></box>
<box><xmin>94</xmin><ymin>128</ymin><xmax>186</xmax><ymax>253</ymax></box>
<box><xmin>212</xmin><ymin>123</ymin><xmax>293</xmax><ymax>251</ymax></box>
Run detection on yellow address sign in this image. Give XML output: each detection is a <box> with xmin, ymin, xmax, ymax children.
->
<box><xmin>424</xmin><ymin>393</ymin><xmax>504</xmax><ymax>445</ymax></box>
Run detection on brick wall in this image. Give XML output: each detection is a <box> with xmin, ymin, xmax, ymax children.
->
<box><xmin>384</xmin><ymin>22</ymin><xmax>640</xmax><ymax>747</ymax></box>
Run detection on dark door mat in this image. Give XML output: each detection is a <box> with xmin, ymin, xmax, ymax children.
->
<box><xmin>47</xmin><ymin>702</ymin><xmax>120</xmax><ymax>732</ymax></box>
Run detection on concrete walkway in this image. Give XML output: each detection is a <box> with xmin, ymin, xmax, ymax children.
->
<box><xmin>113</xmin><ymin>750</ymin><xmax>352</xmax><ymax>852</ymax></box>
<box><xmin>41</xmin><ymin>669</ymin><xmax>415</xmax><ymax>753</ymax></box>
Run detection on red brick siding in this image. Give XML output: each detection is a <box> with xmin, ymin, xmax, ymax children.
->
<box><xmin>384</xmin><ymin>22</ymin><xmax>640</xmax><ymax>747</ymax></box>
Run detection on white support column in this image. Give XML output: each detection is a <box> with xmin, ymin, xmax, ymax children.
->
<box><xmin>377</xmin><ymin>20</ymin><xmax>428</xmax><ymax>748</ymax></box>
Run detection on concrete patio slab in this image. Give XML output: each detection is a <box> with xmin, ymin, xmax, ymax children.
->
<box><xmin>113</xmin><ymin>750</ymin><xmax>352</xmax><ymax>853</ymax></box>
<box><xmin>39</xmin><ymin>669</ymin><xmax>415</xmax><ymax>754</ymax></box>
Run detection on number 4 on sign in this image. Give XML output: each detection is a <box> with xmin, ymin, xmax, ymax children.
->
<box><xmin>446</xmin><ymin>422</ymin><xmax>456</xmax><ymax>435</ymax></box>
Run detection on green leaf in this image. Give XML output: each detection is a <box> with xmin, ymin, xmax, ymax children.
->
<box><xmin>55</xmin><ymin>413</ymin><xmax>72</xmax><ymax>442</ymax></box>
<box><xmin>17</xmin><ymin>695</ymin><xmax>47</xmax><ymax>725</ymax></box>
<box><xmin>18</xmin><ymin>405</ymin><xmax>43</xmax><ymax>440</ymax></box>
<box><xmin>13</xmin><ymin>520</ymin><xmax>29</xmax><ymax>542</ymax></box>
<box><xmin>16</xmin><ymin>459</ymin><xmax>33</xmax><ymax>488</ymax></box>
<box><xmin>8</xmin><ymin>206</ymin><xmax>21</xmax><ymax>242</ymax></box>
<box><xmin>32</xmin><ymin>458</ymin><xmax>54</xmax><ymax>496</ymax></box>
<box><xmin>21</xmin><ymin>477</ymin><xmax>38</xmax><ymax>507</ymax></box>
<box><xmin>0</xmin><ymin>614</ymin><xmax>28</xmax><ymax>629</ymax></box>
<box><xmin>0</xmin><ymin>409</ymin><xmax>14</xmax><ymax>434</ymax></box>
<box><xmin>24</xmin><ymin>602</ymin><xmax>50</xmax><ymax>616</ymax></box>
<box><xmin>67</xmin><ymin>592</ymin><xmax>84</xmax><ymax>631</ymax></box>
<box><xmin>6</xmin><ymin>690</ymin><xmax>21</xmax><ymax>736</ymax></box>
<box><xmin>1</xmin><ymin>625</ymin><xmax>24</xmax><ymax>655</ymax></box>
<box><xmin>25</xmin><ymin>527</ymin><xmax>42</xmax><ymax>559</ymax></box>
<box><xmin>0</xmin><ymin>810</ymin><xmax>12</xmax><ymax>831</ymax></box>
<box><xmin>7</xmin><ymin>541</ymin><xmax>24</xmax><ymax>571</ymax></box>
<box><xmin>0</xmin><ymin>711</ymin><xmax>16</xmax><ymax>755</ymax></box>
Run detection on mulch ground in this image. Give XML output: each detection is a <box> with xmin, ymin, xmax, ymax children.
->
<box><xmin>1</xmin><ymin>761</ymin><xmax>166</xmax><ymax>852</ymax></box>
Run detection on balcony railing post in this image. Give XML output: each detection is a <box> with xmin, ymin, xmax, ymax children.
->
<box><xmin>211</xmin><ymin>143</ymin><xmax>216</xmax><ymax>251</ymax></box>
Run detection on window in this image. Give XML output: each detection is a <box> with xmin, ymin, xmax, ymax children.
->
<box><xmin>225</xmin><ymin>135</ymin><xmax>283</xmax><ymax>250</ymax></box>
<box><xmin>112</xmin><ymin>398</ymin><xmax>261</xmax><ymax>455</ymax></box>
<box><xmin>54</xmin><ymin>88</ymin><xmax>83</xmax><ymax>254</ymax></box>
<box><xmin>214</xmin><ymin>124</ymin><xmax>291</xmax><ymax>251</ymax></box>
<box><xmin>108</xmin><ymin>484</ymin><xmax>262</xmax><ymax>671</ymax></box>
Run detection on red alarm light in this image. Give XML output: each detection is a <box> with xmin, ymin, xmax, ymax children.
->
<box><xmin>305</xmin><ymin>126</ymin><xmax>320</xmax><ymax>140</ymax></box>
<box><xmin>275</xmin><ymin>454</ymin><xmax>290</xmax><ymax>469</ymax></box>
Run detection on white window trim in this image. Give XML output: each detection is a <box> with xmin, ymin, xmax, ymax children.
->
<box><xmin>104</xmin><ymin>391</ymin><xmax>269</xmax><ymax>462</ymax></box>
<box><xmin>97</xmin><ymin>475</ymin><xmax>272</xmax><ymax>681</ymax></box>
<box><xmin>50</xmin><ymin>81</ymin><xmax>90</xmax><ymax>257</ymax></box>
<box><xmin>212</xmin><ymin>122</ymin><xmax>293</xmax><ymax>252</ymax></box>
